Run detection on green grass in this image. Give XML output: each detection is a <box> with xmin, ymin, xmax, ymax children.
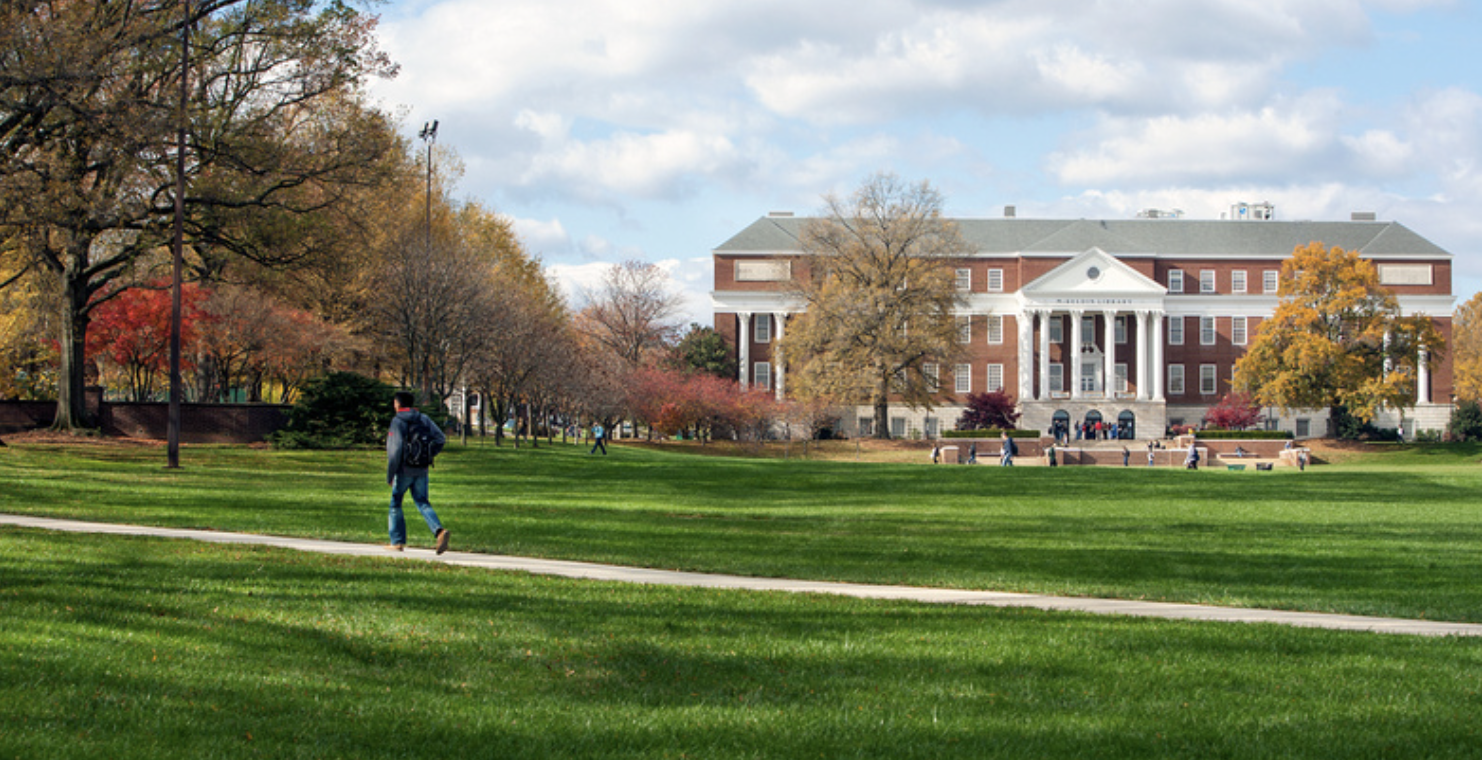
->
<box><xmin>4</xmin><ymin>439</ymin><xmax>1482</xmax><ymax>622</ymax></box>
<box><xmin>3</xmin><ymin>529</ymin><xmax>1481</xmax><ymax>759</ymax></box>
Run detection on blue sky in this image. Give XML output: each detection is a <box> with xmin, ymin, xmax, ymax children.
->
<box><xmin>365</xmin><ymin>0</ymin><xmax>1482</xmax><ymax>325</ymax></box>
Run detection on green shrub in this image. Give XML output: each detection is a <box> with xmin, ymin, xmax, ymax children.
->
<box><xmin>269</xmin><ymin>372</ymin><xmax>396</xmax><ymax>449</ymax></box>
<box><xmin>943</xmin><ymin>429</ymin><xmax>1040</xmax><ymax>439</ymax></box>
<box><xmin>1195</xmin><ymin>430</ymin><xmax>1293</xmax><ymax>440</ymax></box>
<box><xmin>1448</xmin><ymin>400</ymin><xmax>1482</xmax><ymax>442</ymax></box>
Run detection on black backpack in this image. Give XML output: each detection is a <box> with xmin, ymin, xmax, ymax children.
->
<box><xmin>402</xmin><ymin>415</ymin><xmax>441</xmax><ymax>469</ymax></box>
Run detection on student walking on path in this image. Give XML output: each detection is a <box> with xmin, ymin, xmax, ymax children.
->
<box><xmin>590</xmin><ymin>422</ymin><xmax>608</xmax><ymax>455</ymax></box>
<box><xmin>999</xmin><ymin>432</ymin><xmax>1017</xmax><ymax>467</ymax></box>
<box><xmin>386</xmin><ymin>391</ymin><xmax>450</xmax><ymax>554</ymax></box>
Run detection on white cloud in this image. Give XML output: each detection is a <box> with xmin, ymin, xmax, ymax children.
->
<box><xmin>510</xmin><ymin>216</ymin><xmax>572</xmax><ymax>257</ymax></box>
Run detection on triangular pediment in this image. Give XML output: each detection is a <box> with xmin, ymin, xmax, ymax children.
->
<box><xmin>1020</xmin><ymin>248</ymin><xmax>1166</xmax><ymax>301</ymax></box>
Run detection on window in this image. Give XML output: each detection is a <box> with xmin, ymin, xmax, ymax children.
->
<box><xmin>923</xmin><ymin>363</ymin><xmax>940</xmax><ymax>392</ymax></box>
<box><xmin>754</xmin><ymin>313</ymin><xmax>772</xmax><ymax>343</ymax></box>
<box><xmin>1169</xmin><ymin>315</ymin><xmax>1184</xmax><ymax>346</ymax></box>
<box><xmin>1168</xmin><ymin>364</ymin><xmax>1185</xmax><ymax>395</ymax></box>
<box><xmin>956</xmin><ymin>317</ymin><xmax>971</xmax><ymax>344</ymax></box>
<box><xmin>986</xmin><ymin>363</ymin><xmax>1004</xmax><ymax>392</ymax></box>
<box><xmin>891</xmin><ymin>417</ymin><xmax>907</xmax><ymax>439</ymax></box>
<box><xmin>1081</xmin><ymin>315</ymin><xmax>1096</xmax><ymax>346</ymax></box>
<box><xmin>1115</xmin><ymin>316</ymin><xmax>1127</xmax><ymax>344</ymax></box>
<box><xmin>1201</xmin><ymin>316</ymin><xmax>1217</xmax><ymax>346</ymax></box>
<box><xmin>753</xmin><ymin>362</ymin><xmax>772</xmax><ymax>391</ymax></box>
<box><xmin>924</xmin><ymin>417</ymin><xmax>940</xmax><ymax>439</ymax></box>
<box><xmin>1169</xmin><ymin>270</ymin><xmax>1184</xmax><ymax>293</ymax></box>
<box><xmin>858</xmin><ymin>417</ymin><xmax>875</xmax><ymax>437</ymax></box>
<box><xmin>1232</xmin><ymin>316</ymin><xmax>1248</xmax><ymax>346</ymax></box>
<box><xmin>1049</xmin><ymin>316</ymin><xmax>1064</xmax><ymax>343</ymax></box>
<box><xmin>1115</xmin><ymin>363</ymin><xmax>1128</xmax><ymax>393</ymax></box>
<box><xmin>1232</xmin><ymin>270</ymin><xmax>1247</xmax><ymax>293</ymax></box>
<box><xmin>987</xmin><ymin>269</ymin><xmax>1004</xmax><ymax>292</ymax></box>
<box><xmin>1049</xmin><ymin>363</ymin><xmax>1064</xmax><ymax>393</ymax></box>
<box><xmin>1200</xmin><ymin>364</ymin><xmax>1218</xmax><ymax>395</ymax></box>
<box><xmin>1264</xmin><ymin>270</ymin><xmax>1279</xmax><ymax>294</ymax></box>
<box><xmin>987</xmin><ymin>315</ymin><xmax>1004</xmax><ymax>345</ymax></box>
<box><xmin>954</xmin><ymin>364</ymin><xmax>971</xmax><ymax>394</ymax></box>
<box><xmin>1200</xmin><ymin>270</ymin><xmax>1216</xmax><ymax>293</ymax></box>
<box><xmin>1296</xmin><ymin>418</ymin><xmax>1310</xmax><ymax>438</ymax></box>
<box><xmin>955</xmin><ymin>268</ymin><xmax>971</xmax><ymax>292</ymax></box>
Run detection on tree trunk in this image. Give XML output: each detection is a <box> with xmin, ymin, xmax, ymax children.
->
<box><xmin>53</xmin><ymin>267</ymin><xmax>94</xmax><ymax>430</ymax></box>
<box><xmin>872</xmin><ymin>372</ymin><xmax>891</xmax><ymax>439</ymax></box>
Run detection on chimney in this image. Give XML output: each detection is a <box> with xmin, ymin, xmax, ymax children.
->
<box><xmin>1004</xmin><ymin>205</ymin><xmax>1017</xmax><ymax>218</ymax></box>
<box><xmin>768</xmin><ymin>211</ymin><xmax>794</xmax><ymax>218</ymax></box>
<box><xmin>1351</xmin><ymin>211</ymin><xmax>1377</xmax><ymax>221</ymax></box>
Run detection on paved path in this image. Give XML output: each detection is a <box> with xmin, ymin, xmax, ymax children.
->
<box><xmin>6</xmin><ymin>513</ymin><xmax>1480</xmax><ymax>638</ymax></box>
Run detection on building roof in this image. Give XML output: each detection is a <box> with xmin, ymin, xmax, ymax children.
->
<box><xmin>713</xmin><ymin>216</ymin><xmax>1451</xmax><ymax>259</ymax></box>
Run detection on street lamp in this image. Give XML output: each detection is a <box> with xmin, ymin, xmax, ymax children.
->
<box><xmin>167</xmin><ymin>0</ymin><xmax>191</xmax><ymax>469</ymax></box>
<box><xmin>418</xmin><ymin>120</ymin><xmax>437</xmax><ymax>254</ymax></box>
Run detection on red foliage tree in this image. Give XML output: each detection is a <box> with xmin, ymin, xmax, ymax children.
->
<box><xmin>955</xmin><ymin>390</ymin><xmax>1021</xmax><ymax>431</ymax></box>
<box><xmin>86</xmin><ymin>281</ymin><xmax>208</xmax><ymax>401</ymax></box>
<box><xmin>1203</xmin><ymin>391</ymin><xmax>1265</xmax><ymax>430</ymax></box>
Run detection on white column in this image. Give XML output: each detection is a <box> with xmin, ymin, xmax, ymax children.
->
<box><xmin>1038</xmin><ymin>310</ymin><xmax>1052</xmax><ymax>401</ymax></box>
<box><xmin>1103</xmin><ymin>310</ymin><xmax>1117</xmax><ymax>398</ymax></box>
<box><xmin>1152</xmin><ymin>311</ymin><xmax>1165</xmax><ymax>401</ymax></box>
<box><xmin>1017</xmin><ymin>310</ymin><xmax>1034</xmax><ymax>401</ymax></box>
<box><xmin>738</xmin><ymin>312</ymin><xmax>751</xmax><ymax>390</ymax></box>
<box><xmin>1135</xmin><ymin>310</ymin><xmax>1150</xmax><ymax>401</ymax></box>
<box><xmin>1418</xmin><ymin>349</ymin><xmax>1431</xmax><ymax>404</ymax></box>
<box><xmin>1070</xmin><ymin>309</ymin><xmax>1084</xmax><ymax>400</ymax></box>
<box><xmin>773</xmin><ymin>312</ymin><xmax>786</xmax><ymax>401</ymax></box>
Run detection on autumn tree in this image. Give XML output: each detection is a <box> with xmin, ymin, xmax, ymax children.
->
<box><xmin>1451</xmin><ymin>292</ymin><xmax>1482</xmax><ymax>402</ymax></box>
<box><xmin>955</xmin><ymin>390</ymin><xmax>1021</xmax><ymax>431</ymax></box>
<box><xmin>669</xmin><ymin>323</ymin><xmax>736</xmax><ymax>379</ymax></box>
<box><xmin>578</xmin><ymin>260</ymin><xmax>685</xmax><ymax>367</ymax></box>
<box><xmin>87</xmin><ymin>281</ymin><xmax>207</xmax><ymax>402</ymax></box>
<box><xmin>1233</xmin><ymin>242</ymin><xmax>1443</xmax><ymax>434</ymax></box>
<box><xmin>1202</xmin><ymin>391</ymin><xmax>1265</xmax><ymax>430</ymax></box>
<box><xmin>778</xmin><ymin>173</ymin><xmax>970</xmax><ymax>439</ymax></box>
<box><xmin>0</xmin><ymin>0</ymin><xmax>398</xmax><ymax>429</ymax></box>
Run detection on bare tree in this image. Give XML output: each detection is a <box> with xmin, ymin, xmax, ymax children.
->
<box><xmin>578</xmin><ymin>260</ymin><xmax>685</xmax><ymax>367</ymax></box>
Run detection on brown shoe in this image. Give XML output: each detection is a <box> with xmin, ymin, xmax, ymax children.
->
<box><xmin>434</xmin><ymin>529</ymin><xmax>450</xmax><ymax>555</ymax></box>
<box><xmin>385</xmin><ymin>544</ymin><xmax>405</xmax><ymax>552</ymax></box>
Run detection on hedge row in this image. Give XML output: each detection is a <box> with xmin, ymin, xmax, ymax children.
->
<box><xmin>1194</xmin><ymin>430</ymin><xmax>1293</xmax><ymax>440</ymax></box>
<box><xmin>943</xmin><ymin>429</ymin><xmax>1042</xmax><ymax>439</ymax></box>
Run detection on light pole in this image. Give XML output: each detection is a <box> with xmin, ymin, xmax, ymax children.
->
<box><xmin>418</xmin><ymin>119</ymin><xmax>437</xmax><ymax>254</ymax></box>
<box><xmin>167</xmin><ymin>0</ymin><xmax>191</xmax><ymax>469</ymax></box>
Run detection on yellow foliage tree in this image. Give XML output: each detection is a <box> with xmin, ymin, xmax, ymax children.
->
<box><xmin>1451</xmin><ymin>292</ymin><xmax>1482</xmax><ymax>402</ymax></box>
<box><xmin>1234</xmin><ymin>242</ymin><xmax>1442</xmax><ymax>434</ymax></box>
<box><xmin>778</xmin><ymin>173</ymin><xmax>970</xmax><ymax>438</ymax></box>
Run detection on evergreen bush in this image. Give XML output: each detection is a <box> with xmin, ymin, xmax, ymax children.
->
<box><xmin>269</xmin><ymin>372</ymin><xmax>396</xmax><ymax>449</ymax></box>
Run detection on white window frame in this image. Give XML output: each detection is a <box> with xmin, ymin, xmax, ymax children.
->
<box><xmin>1081</xmin><ymin>315</ymin><xmax>1096</xmax><ymax>346</ymax></box>
<box><xmin>956</xmin><ymin>317</ymin><xmax>972</xmax><ymax>344</ymax></box>
<box><xmin>987</xmin><ymin>315</ymin><xmax>1004</xmax><ymax>345</ymax></box>
<box><xmin>1232</xmin><ymin>270</ymin><xmax>1247</xmax><ymax>294</ymax></box>
<box><xmin>954</xmin><ymin>364</ymin><xmax>971</xmax><ymax>394</ymax></box>
<box><xmin>1049</xmin><ymin>363</ymin><xmax>1064</xmax><ymax>393</ymax></box>
<box><xmin>1115</xmin><ymin>363</ymin><xmax>1128</xmax><ymax>393</ymax></box>
<box><xmin>1200</xmin><ymin>364</ymin><xmax>1218</xmax><ymax>395</ymax></box>
<box><xmin>955</xmin><ymin>268</ymin><xmax>972</xmax><ymax>292</ymax></box>
<box><xmin>1232</xmin><ymin>316</ymin><xmax>1248</xmax><ymax>346</ymax></box>
<box><xmin>1169</xmin><ymin>270</ymin><xmax>1184</xmax><ymax>294</ymax></box>
<box><xmin>1115</xmin><ymin>316</ymin><xmax>1127</xmax><ymax>344</ymax></box>
<box><xmin>753</xmin><ymin>361</ymin><xmax>772</xmax><ymax>391</ymax></box>
<box><xmin>1169</xmin><ymin>315</ymin><xmax>1184</xmax><ymax>346</ymax></box>
<box><xmin>1168</xmin><ymin>364</ymin><xmax>1185</xmax><ymax>395</ymax></box>
<box><xmin>1200</xmin><ymin>270</ymin><xmax>1216</xmax><ymax>294</ymax></box>
<box><xmin>891</xmin><ymin>417</ymin><xmax>907</xmax><ymax>438</ymax></box>
<box><xmin>1264</xmin><ymin>270</ymin><xmax>1279</xmax><ymax>294</ymax></box>
<box><xmin>754</xmin><ymin>313</ymin><xmax>772</xmax><ymax>344</ymax></box>
<box><xmin>986</xmin><ymin>363</ymin><xmax>1004</xmax><ymax>392</ymax></box>
<box><xmin>923</xmin><ymin>362</ymin><xmax>940</xmax><ymax>392</ymax></box>
<box><xmin>1049</xmin><ymin>316</ymin><xmax>1064</xmax><ymax>343</ymax></box>
<box><xmin>987</xmin><ymin>268</ymin><xmax>1004</xmax><ymax>292</ymax></box>
<box><xmin>1201</xmin><ymin>316</ymin><xmax>1217</xmax><ymax>346</ymax></box>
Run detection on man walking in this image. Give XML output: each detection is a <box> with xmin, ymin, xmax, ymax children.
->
<box><xmin>999</xmin><ymin>432</ymin><xmax>1017</xmax><ymax>467</ymax></box>
<box><xmin>590</xmin><ymin>422</ymin><xmax>608</xmax><ymax>455</ymax></box>
<box><xmin>386</xmin><ymin>391</ymin><xmax>450</xmax><ymax>554</ymax></box>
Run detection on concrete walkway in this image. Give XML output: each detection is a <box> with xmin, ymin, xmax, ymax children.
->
<box><xmin>5</xmin><ymin>513</ymin><xmax>1480</xmax><ymax>638</ymax></box>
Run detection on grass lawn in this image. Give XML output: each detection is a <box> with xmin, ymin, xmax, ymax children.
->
<box><xmin>3</xmin><ymin>437</ymin><xmax>1481</xmax><ymax>621</ymax></box>
<box><xmin>3</xmin><ymin>529</ymin><xmax>1480</xmax><ymax>759</ymax></box>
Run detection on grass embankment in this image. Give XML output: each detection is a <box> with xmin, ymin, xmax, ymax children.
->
<box><xmin>3</xmin><ymin>438</ymin><xmax>1481</xmax><ymax>621</ymax></box>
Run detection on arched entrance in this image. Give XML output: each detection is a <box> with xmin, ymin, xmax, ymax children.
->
<box><xmin>1052</xmin><ymin>409</ymin><xmax>1070</xmax><ymax>441</ymax></box>
<box><xmin>1118</xmin><ymin>410</ymin><xmax>1136</xmax><ymax>439</ymax></box>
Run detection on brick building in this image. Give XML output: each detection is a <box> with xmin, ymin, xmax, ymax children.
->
<box><xmin>711</xmin><ymin>209</ymin><xmax>1454</xmax><ymax>439</ymax></box>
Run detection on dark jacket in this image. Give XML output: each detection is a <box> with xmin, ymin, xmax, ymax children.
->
<box><xmin>387</xmin><ymin>409</ymin><xmax>446</xmax><ymax>482</ymax></box>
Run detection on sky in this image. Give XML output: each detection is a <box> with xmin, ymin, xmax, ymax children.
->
<box><xmin>364</xmin><ymin>0</ymin><xmax>1482</xmax><ymax>326</ymax></box>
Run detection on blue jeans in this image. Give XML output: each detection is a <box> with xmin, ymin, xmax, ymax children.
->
<box><xmin>389</xmin><ymin>472</ymin><xmax>443</xmax><ymax>546</ymax></box>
